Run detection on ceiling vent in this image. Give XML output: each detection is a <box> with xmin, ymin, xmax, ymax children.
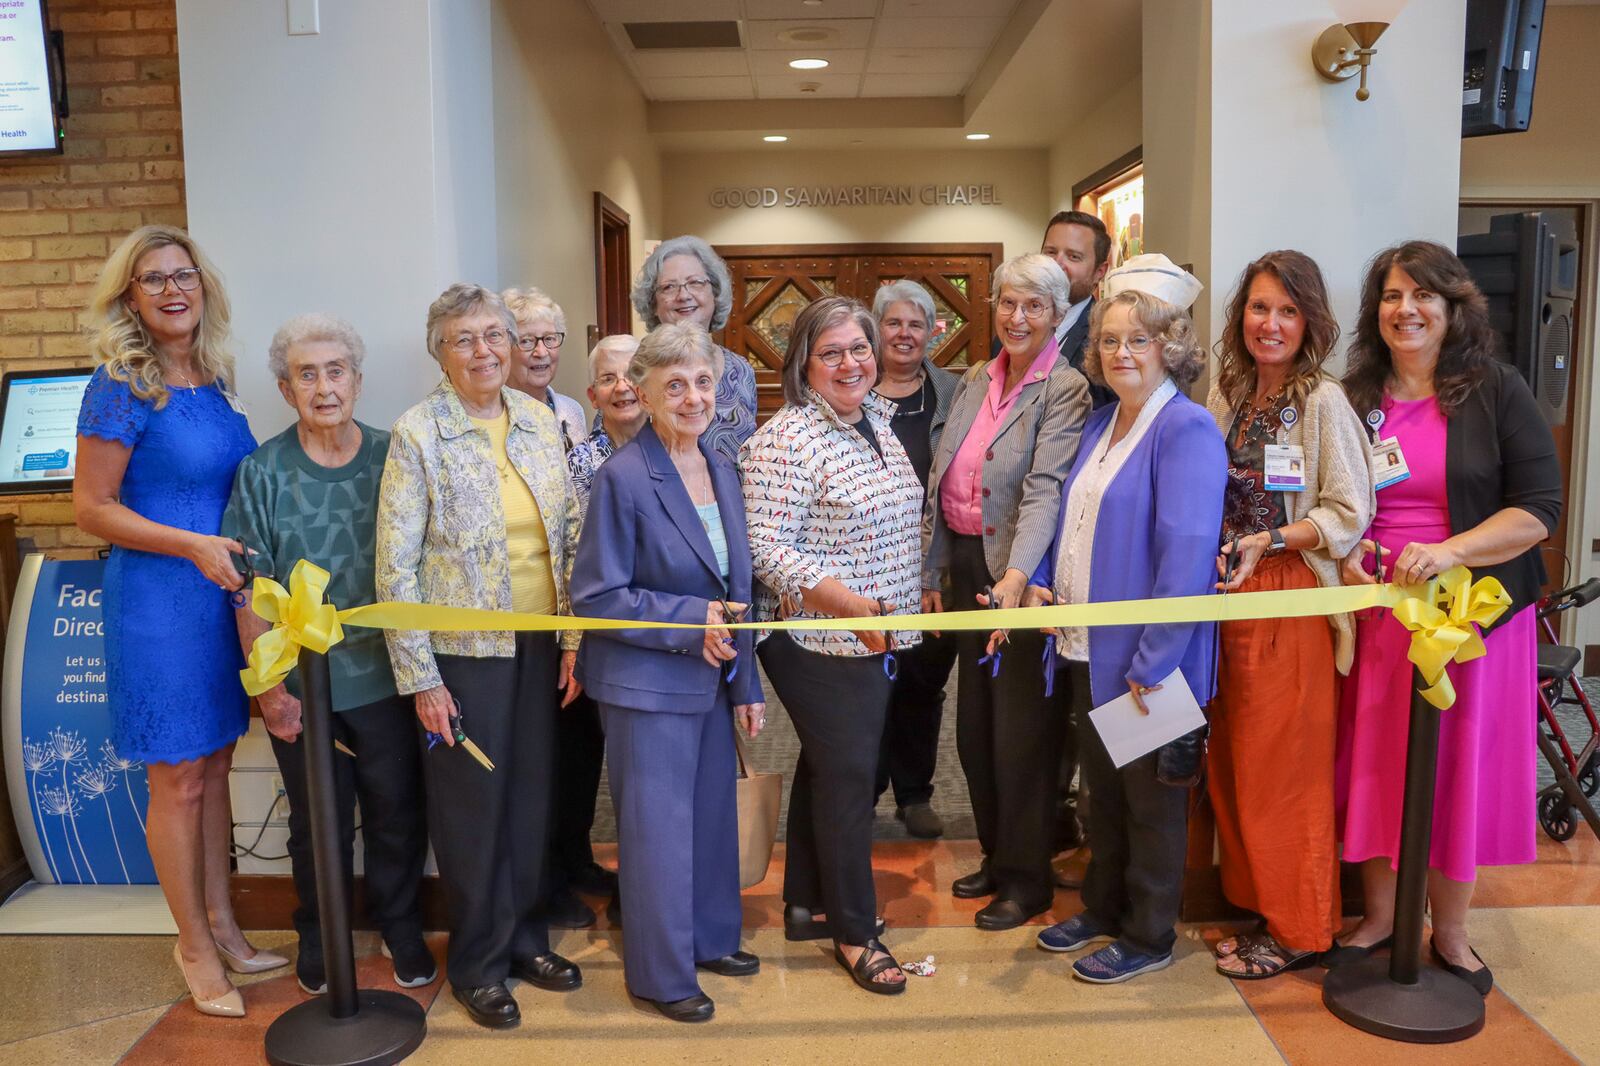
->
<box><xmin>624</xmin><ymin>21</ymin><xmax>742</xmax><ymax>49</ymax></box>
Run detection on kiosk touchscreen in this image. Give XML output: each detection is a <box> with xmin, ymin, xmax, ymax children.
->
<box><xmin>0</xmin><ymin>368</ymin><xmax>93</xmax><ymax>496</ymax></box>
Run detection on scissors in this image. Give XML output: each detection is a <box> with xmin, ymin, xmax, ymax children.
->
<box><xmin>975</xmin><ymin>584</ymin><xmax>1006</xmax><ymax>678</ymax></box>
<box><xmin>227</xmin><ymin>548</ymin><xmax>267</xmax><ymax>608</ymax></box>
<box><xmin>425</xmin><ymin>698</ymin><xmax>495</xmax><ymax>772</ymax></box>
<box><xmin>717</xmin><ymin>598</ymin><xmax>746</xmax><ymax>682</ymax></box>
<box><xmin>876</xmin><ymin>598</ymin><xmax>899</xmax><ymax>681</ymax></box>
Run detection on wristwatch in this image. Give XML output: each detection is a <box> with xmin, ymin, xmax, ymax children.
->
<box><xmin>1266</xmin><ymin>528</ymin><xmax>1286</xmax><ymax>552</ymax></box>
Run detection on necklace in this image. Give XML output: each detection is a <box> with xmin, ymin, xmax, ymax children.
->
<box><xmin>884</xmin><ymin>375</ymin><xmax>928</xmax><ymax>417</ymax></box>
<box><xmin>166</xmin><ymin>366</ymin><xmax>198</xmax><ymax>394</ymax></box>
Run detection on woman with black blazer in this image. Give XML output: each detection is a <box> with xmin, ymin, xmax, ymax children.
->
<box><xmin>569</xmin><ymin>322</ymin><xmax>765</xmax><ymax>1024</ymax></box>
<box><xmin>1331</xmin><ymin>240</ymin><xmax>1561</xmax><ymax>997</ymax></box>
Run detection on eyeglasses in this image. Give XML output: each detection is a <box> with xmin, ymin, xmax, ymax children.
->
<box><xmin>996</xmin><ymin>295</ymin><xmax>1052</xmax><ymax>320</ymax></box>
<box><xmin>593</xmin><ymin>372</ymin><xmax>629</xmax><ymax>389</ymax></box>
<box><xmin>1096</xmin><ymin>333</ymin><xmax>1154</xmax><ymax>355</ymax></box>
<box><xmin>445</xmin><ymin>328</ymin><xmax>511</xmax><ymax>354</ymax></box>
<box><xmin>517</xmin><ymin>332</ymin><xmax>565</xmax><ymax>352</ymax></box>
<box><xmin>810</xmin><ymin>342</ymin><xmax>875</xmax><ymax>369</ymax></box>
<box><xmin>132</xmin><ymin>268</ymin><xmax>202</xmax><ymax>296</ymax></box>
<box><xmin>657</xmin><ymin>277</ymin><xmax>711</xmax><ymax>300</ymax></box>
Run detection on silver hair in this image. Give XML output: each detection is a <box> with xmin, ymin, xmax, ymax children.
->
<box><xmin>425</xmin><ymin>283</ymin><xmax>517</xmax><ymax>364</ymax></box>
<box><xmin>587</xmin><ymin>333</ymin><xmax>640</xmax><ymax>384</ymax></box>
<box><xmin>631</xmin><ymin>235</ymin><xmax>733</xmax><ymax>331</ymax></box>
<box><xmin>991</xmin><ymin>253</ymin><xmax>1072</xmax><ymax>322</ymax></box>
<box><xmin>871</xmin><ymin>279</ymin><xmax>936</xmax><ymax>328</ymax></box>
<box><xmin>267</xmin><ymin>312</ymin><xmax>367</xmax><ymax>381</ymax></box>
<box><xmin>501</xmin><ymin>286</ymin><xmax>567</xmax><ymax>334</ymax></box>
<box><xmin>626</xmin><ymin>322</ymin><xmax>724</xmax><ymax>390</ymax></box>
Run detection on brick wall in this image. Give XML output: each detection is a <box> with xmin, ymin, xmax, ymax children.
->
<box><xmin>0</xmin><ymin>0</ymin><xmax>184</xmax><ymax>556</ymax></box>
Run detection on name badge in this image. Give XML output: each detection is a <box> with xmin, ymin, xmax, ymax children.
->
<box><xmin>1373</xmin><ymin>437</ymin><xmax>1411</xmax><ymax>490</ymax></box>
<box><xmin>1263</xmin><ymin>443</ymin><xmax>1306</xmax><ymax>491</ymax></box>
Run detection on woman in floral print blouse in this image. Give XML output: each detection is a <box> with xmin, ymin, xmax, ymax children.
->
<box><xmin>741</xmin><ymin>295</ymin><xmax>923</xmax><ymax>997</ymax></box>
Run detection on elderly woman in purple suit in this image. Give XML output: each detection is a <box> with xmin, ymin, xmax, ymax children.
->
<box><xmin>1000</xmin><ymin>255</ymin><xmax>1227</xmax><ymax>985</ymax></box>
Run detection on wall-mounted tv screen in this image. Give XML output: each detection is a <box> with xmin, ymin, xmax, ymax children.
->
<box><xmin>0</xmin><ymin>0</ymin><xmax>64</xmax><ymax>157</ymax></box>
<box><xmin>0</xmin><ymin>368</ymin><xmax>93</xmax><ymax>495</ymax></box>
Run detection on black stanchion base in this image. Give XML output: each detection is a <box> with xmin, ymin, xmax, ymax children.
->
<box><xmin>1323</xmin><ymin>958</ymin><xmax>1485</xmax><ymax>1044</ymax></box>
<box><xmin>265</xmin><ymin>990</ymin><xmax>427</xmax><ymax>1066</ymax></box>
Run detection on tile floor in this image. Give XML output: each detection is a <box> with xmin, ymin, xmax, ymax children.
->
<box><xmin>0</xmin><ymin>831</ymin><xmax>1595</xmax><ymax>1065</ymax></box>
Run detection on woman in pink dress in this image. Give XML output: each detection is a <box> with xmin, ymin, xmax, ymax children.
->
<box><xmin>1330</xmin><ymin>241</ymin><xmax>1562</xmax><ymax>996</ymax></box>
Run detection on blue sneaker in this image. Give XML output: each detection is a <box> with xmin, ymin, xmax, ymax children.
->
<box><xmin>1036</xmin><ymin>913</ymin><xmax>1115</xmax><ymax>953</ymax></box>
<box><xmin>1072</xmin><ymin>941</ymin><xmax>1174</xmax><ymax>984</ymax></box>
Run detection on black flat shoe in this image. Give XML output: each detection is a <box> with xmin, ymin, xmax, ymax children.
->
<box><xmin>641</xmin><ymin>992</ymin><xmax>714</xmax><ymax>1023</ymax></box>
<box><xmin>834</xmin><ymin>938</ymin><xmax>907</xmax><ymax>996</ymax></box>
<box><xmin>1431</xmin><ymin>935</ymin><xmax>1493</xmax><ymax>997</ymax></box>
<box><xmin>951</xmin><ymin>868</ymin><xmax>997</xmax><ymax>899</ymax></box>
<box><xmin>696</xmin><ymin>951</ymin><xmax>760</xmax><ymax>977</ymax></box>
<box><xmin>542</xmin><ymin>887</ymin><xmax>597</xmax><ymax>930</ymax></box>
<box><xmin>1320</xmin><ymin>934</ymin><xmax>1394</xmax><ymax>968</ymax></box>
<box><xmin>512</xmin><ymin>951</ymin><xmax>582</xmax><ymax>991</ymax></box>
<box><xmin>783</xmin><ymin>904</ymin><xmax>885</xmax><ymax>942</ymax></box>
<box><xmin>453</xmin><ymin>982</ymin><xmax>520</xmax><ymax>1028</ymax></box>
<box><xmin>974</xmin><ymin>897</ymin><xmax>1050</xmax><ymax>931</ymax></box>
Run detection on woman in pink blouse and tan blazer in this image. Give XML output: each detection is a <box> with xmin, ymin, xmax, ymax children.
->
<box><xmin>742</xmin><ymin>295</ymin><xmax>924</xmax><ymax>997</ymax></box>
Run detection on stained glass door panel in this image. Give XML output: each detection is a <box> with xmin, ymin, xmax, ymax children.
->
<box><xmin>716</xmin><ymin>244</ymin><xmax>1001</xmax><ymax>419</ymax></box>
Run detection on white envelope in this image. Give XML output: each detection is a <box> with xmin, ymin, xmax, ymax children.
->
<box><xmin>1088</xmin><ymin>669</ymin><xmax>1206</xmax><ymax>768</ymax></box>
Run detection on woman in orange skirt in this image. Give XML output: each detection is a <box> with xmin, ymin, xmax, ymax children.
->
<box><xmin>1202</xmin><ymin>251</ymin><xmax>1375</xmax><ymax>977</ymax></box>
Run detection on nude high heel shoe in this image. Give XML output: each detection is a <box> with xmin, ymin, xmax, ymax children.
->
<box><xmin>173</xmin><ymin>943</ymin><xmax>245</xmax><ymax>1018</ymax></box>
<box><xmin>216</xmin><ymin>942</ymin><xmax>290</xmax><ymax>974</ymax></box>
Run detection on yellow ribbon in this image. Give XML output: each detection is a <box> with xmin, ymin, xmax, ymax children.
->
<box><xmin>1388</xmin><ymin>565</ymin><xmax>1511</xmax><ymax>709</ymax></box>
<box><xmin>240</xmin><ymin>560</ymin><xmax>345</xmax><ymax>696</ymax></box>
<box><xmin>240</xmin><ymin>559</ymin><xmax>1508</xmax><ymax>710</ymax></box>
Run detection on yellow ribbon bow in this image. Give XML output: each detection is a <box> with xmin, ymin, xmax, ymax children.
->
<box><xmin>1390</xmin><ymin>565</ymin><xmax>1511</xmax><ymax>710</ymax></box>
<box><xmin>239</xmin><ymin>560</ymin><xmax>346</xmax><ymax>697</ymax></box>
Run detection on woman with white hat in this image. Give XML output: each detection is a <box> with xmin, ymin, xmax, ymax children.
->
<box><xmin>1001</xmin><ymin>254</ymin><xmax>1229</xmax><ymax>984</ymax></box>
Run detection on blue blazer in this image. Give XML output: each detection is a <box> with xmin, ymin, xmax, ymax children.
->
<box><xmin>1030</xmin><ymin>391</ymin><xmax>1227</xmax><ymax>708</ymax></box>
<box><xmin>570</xmin><ymin>422</ymin><xmax>762</xmax><ymax>712</ymax></box>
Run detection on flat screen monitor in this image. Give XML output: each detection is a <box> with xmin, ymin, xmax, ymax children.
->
<box><xmin>0</xmin><ymin>0</ymin><xmax>64</xmax><ymax>158</ymax></box>
<box><xmin>0</xmin><ymin>367</ymin><xmax>93</xmax><ymax>495</ymax></box>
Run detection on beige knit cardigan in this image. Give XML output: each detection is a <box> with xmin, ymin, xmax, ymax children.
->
<box><xmin>1205</xmin><ymin>377</ymin><xmax>1376</xmax><ymax>674</ymax></box>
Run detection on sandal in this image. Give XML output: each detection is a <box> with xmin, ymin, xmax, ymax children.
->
<box><xmin>1216</xmin><ymin>932</ymin><xmax>1316</xmax><ymax>980</ymax></box>
<box><xmin>1214</xmin><ymin>923</ymin><xmax>1268</xmax><ymax>958</ymax></box>
<box><xmin>834</xmin><ymin>938</ymin><xmax>907</xmax><ymax>996</ymax></box>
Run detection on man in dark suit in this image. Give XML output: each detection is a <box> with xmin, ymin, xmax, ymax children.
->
<box><xmin>993</xmin><ymin>211</ymin><xmax>1115</xmax><ymax>410</ymax></box>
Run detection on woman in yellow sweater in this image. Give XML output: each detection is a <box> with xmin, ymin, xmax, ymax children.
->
<box><xmin>376</xmin><ymin>283</ymin><xmax>583</xmax><ymax>1029</ymax></box>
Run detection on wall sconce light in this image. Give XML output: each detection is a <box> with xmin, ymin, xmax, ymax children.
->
<box><xmin>1311</xmin><ymin>21</ymin><xmax>1390</xmax><ymax>101</ymax></box>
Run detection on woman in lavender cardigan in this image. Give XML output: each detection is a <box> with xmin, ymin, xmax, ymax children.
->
<box><xmin>1002</xmin><ymin>256</ymin><xmax>1227</xmax><ymax>984</ymax></box>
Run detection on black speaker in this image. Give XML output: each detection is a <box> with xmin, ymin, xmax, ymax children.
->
<box><xmin>1462</xmin><ymin>0</ymin><xmax>1545</xmax><ymax>137</ymax></box>
<box><xmin>1458</xmin><ymin>211</ymin><xmax>1579</xmax><ymax>425</ymax></box>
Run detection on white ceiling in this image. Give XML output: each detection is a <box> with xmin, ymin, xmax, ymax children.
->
<box><xmin>585</xmin><ymin>0</ymin><xmax>1021</xmax><ymax>101</ymax></box>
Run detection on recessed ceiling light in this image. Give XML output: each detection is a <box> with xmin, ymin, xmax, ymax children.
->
<box><xmin>803</xmin><ymin>0</ymin><xmax>823</xmax><ymax>6</ymax></box>
<box><xmin>966</xmin><ymin>132</ymin><xmax>991</xmax><ymax>140</ymax></box>
<box><xmin>789</xmin><ymin>58</ymin><xmax>829</xmax><ymax>70</ymax></box>
<box><xmin>763</xmin><ymin>135</ymin><xmax>789</xmax><ymax>142</ymax></box>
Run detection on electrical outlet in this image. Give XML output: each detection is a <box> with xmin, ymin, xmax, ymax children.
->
<box><xmin>271</xmin><ymin>774</ymin><xmax>285</xmax><ymax>798</ymax></box>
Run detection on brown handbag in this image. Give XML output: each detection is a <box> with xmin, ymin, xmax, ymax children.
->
<box><xmin>733</xmin><ymin>720</ymin><xmax>781</xmax><ymax>890</ymax></box>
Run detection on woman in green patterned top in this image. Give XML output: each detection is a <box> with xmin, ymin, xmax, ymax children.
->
<box><xmin>224</xmin><ymin>313</ymin><xmax>434</xmax><ymax>997</ymax></box>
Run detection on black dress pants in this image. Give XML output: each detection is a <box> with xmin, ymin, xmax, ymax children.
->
<box><xmin>949</xmin><ymin>533</ymin><xmax>1071</xmax><ymax>910</ymax></box>
<box><xmin>875</xmin><ymin>630</ymin><xmax>957</xmax><ymax>809</ymax></box>
<box><xmin>547</xmin><ymin>690</ymin><xmax>606</xmax><ymax>890</ymax></box>
<box><xmin>425</xmin><ymin>632</ymin><xmax>558</xmax><ymax>990</ymax></box>
<box><xmin>758</xmin><ymin>631</ymin><xmax>889</xmax><ymax>945</ymax></box>
<box><xmin>270</xmin><ymin>693</ymin><xmax>427</xmax><ymax>958</ymax></box>
<box><xmin>1068</xmin><ymin>661</ymin><xmax>1189</xmax><ymax>957</ymax></box>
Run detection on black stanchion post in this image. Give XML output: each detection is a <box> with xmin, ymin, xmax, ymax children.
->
<box><xmin>1322</xmin><ymin>667</ymin><xmax>1485</xmax><ymax>1043</ymax></box>
<box><xmin>263</xmin><ymin>647</ymin><xmax>427</xmax><ymax>1066</ymax></box>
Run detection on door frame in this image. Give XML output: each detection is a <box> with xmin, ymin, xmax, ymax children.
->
<box><xmin>593</xmin><ymin>192</ymin><xmax>632</xmax><ymax>344</ymax></box>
